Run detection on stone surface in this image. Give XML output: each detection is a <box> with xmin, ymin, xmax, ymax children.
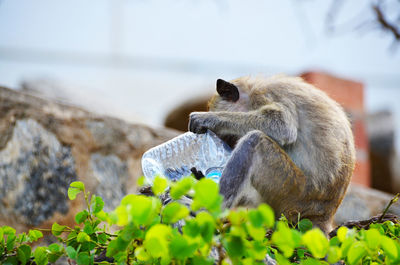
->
<box><xmin>0</xmin><ymin>86</ymin><xmax>178</xmax><ymax>231</ymax></box>
<box><xmin>0</xmin><ymin>119</ymin><xmax>76</xmax><ymax>226</ymax></box>
<box><xmin>334</xmin><ymin>184</ymin><xmax>400</xmax><ymax>226</ymax></box>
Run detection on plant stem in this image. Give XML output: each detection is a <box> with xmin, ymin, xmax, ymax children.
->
<box><xmin>378</xmin><ymin>193</ymin><xmax>399</xmax><ymax>222</ymax></box>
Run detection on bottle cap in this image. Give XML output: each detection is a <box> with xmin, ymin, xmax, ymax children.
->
<box><xmin>205</xmin><ymin>167</ymin><xmax>222</xmax><ymax>183</ymax></box>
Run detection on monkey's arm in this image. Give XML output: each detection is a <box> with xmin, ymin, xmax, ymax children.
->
<box><xmin>189</xmin><ymin>103</ymin><xmax>298</xmax><ymax>146</ymax></box>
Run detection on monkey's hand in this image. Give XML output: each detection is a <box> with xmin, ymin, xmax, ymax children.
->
<box><xmin>189</xmin><ymin>112</ymin><xmax>219</xmax><ymax>134</ymax></box>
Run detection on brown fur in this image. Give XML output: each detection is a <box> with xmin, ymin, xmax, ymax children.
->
<box><xmin>189</xmin><ymin>75</ymin><xmax>356</xmax><ymax>233</ymax></box>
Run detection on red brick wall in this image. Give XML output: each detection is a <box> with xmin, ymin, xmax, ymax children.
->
<box><xmin>301</xmin><ymin>72</ymin><xmax>370</xmax><ymax>187</ymax></box>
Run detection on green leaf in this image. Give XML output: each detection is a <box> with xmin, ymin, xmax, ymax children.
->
<box><xmin>246</xmin><ymin>222</ymin><xmax>266</xmax><ymax>241</ymax></box>
<box><xmin>347</xmin><ymin>241</ymin><xmax>367</xmax><ymax>265</ymax></box>
<box><xmin>152</xmin><ymin>176</ymin><xmax>168</xmax><ymax>196</ymax></box>
<box><xmin>162</xmin><ymin>202</ymin><xmax>189</xmax><ymax>224</ymax></box>
<box><xmin>6</xmin><ymin>233</ymin><xmax>16</xmax><ymax>251</ymax></box>
<box><xmin>47</xmin><ymin>243</ymin><xmax>64</xmax><ymax>263</ymax></box>
<box><xmin>327</xmin><ymin>246</ymin><xmax>341</xmax><ymax>264</ymax></box>
<box><xmin>135</xmin><ymin>246</ymin><xmax>151</xmax><ymax>261</ymax></box>
<box><xmin>191</xmin><ymin>256</ymin><xmax>214</xmax><ymax>265</ymax></box>
<box><xmin>224</xmin><ymin>235</ymin><xmax>245</xmax><ymax>258</ymax></box>
<box><xmin>106</xmin><ymin>239</ymin><xmax>120</xmax><ymax>258</ymax></box>
<box><xmin>66</xmin><ymin>246</ymin><xmax>77</xmax><ymax>259</ymax></box>
<box><xmin>341</xmin><ymin>236</ymin><xmax>355</xmax><ymax>257</ymax></box>
<box><xmin>77</xmin><ymin>252</ymin><xmax>90</xmax><ymax>265</ymax></box>
<box><xmin>98</xmin><ymin>232</ymin><xmax>108</xmax><ymax>244</ymax></box>
<box><xmin>169</xmin><ymin>234</ymin><xmax>197</xmax><ymax>260</ymax></box>
<box><xmin>114</xmin><ymin>205</ymin><xmax>128</xmax><ymax>226</ymax></box>
<box><xmin>170</xmin><ymin>177</ymin><xmax>194</xmax><ymax>200</ymax></box>
<box><xmin>2</xmin><ymin>256</ymin><xmax>18</xmax><ymax>265</ymax></box>
<box><xmin>77</xmin><ymin>232</ymin><xmax>90</xmax><ymax>243</ymax></box>
<box><xmin>298</xmin><ymin>219</ymin><xmax>313</xmax><ymax>233</ymax></box>
<box><xmin>129</xmin><ymin>195</ymin><xmax>161</xmax><ymax>225</ymax></box>
<box><xmin>75</xmin><ymin>210</ymin><xmax>89</xmax><ymax>224</ymax></box>
<box><xmin>258</xmin><ymin>204</ymin><xmax>275</xmax><ymax>228</ymax></box>
<box><xmin>297</xmin><ymin>248</ymin><xmax>305</xmax><ymax>259</ymax></box>
<box><xmin>70</xmin><ymin>181</ymin><xmax>85</xmax><ymax>191</ymax></box>
<box><xmin>193</xmin><ymin>178</ymin><xmax>222</xmax><ymax>212</ymax></box>
<box><xmin>365</xmin><ymin>228</ymin><xmax>381</xmax><ymax>250</ymax></box>
<box><xmin>145</xmin><ymin>237</ymin><xmax>166</xmax><ymax>258</ymax></box>
<box><xmin>272</xmin><ymin>221</ymin><xmax>301</xmax><ymax>257</ymax></box>
<box><xmin>196</xmin><ymin>212</ymin><xmax>216</xmax><ymax>243</ymax></box>
<box><xmin>17</xmin><ymin>232</ymin><xmax>27</xmax><ymax>243</ymax></box>
<box><xmin>17</xmin><ymin>244</ymin><xmax>31</xmax><ymax>265</ymax></box>
<box><xmin>2</xmin><ymin>226</ymin><xmax>16</xmax><ymax>235</ymax></box>
<box><xmin>329</xmin><ymin>236</ymin><xmax>340</xmax><ymax>246</ymax></box>
<box><xmin>251</xmin><ymin>240</ymin><xmax>268</xmax><ymax>260</ymax></box>
<box><xmin>95</xmin><ymin>210</ymin><xmax>109</xmax><ymax>222</ymax></box>
<box><xmin>68</xmin><ymin>181</ymin><xmax>85</xmax><ymax>200</ymax></box>
<box><xmin>228</xmin><ymin>211</ymin><xmax>241</xmax><ymax>225</ymax></box>
<box><xmin>83</xmin><ymin>222</ymin><xmax>94</xmax><ymax>235</ymax></box>
<box><xmin>248</xmin><ymin>209</ymin><xmax>263</xmax><ymax>228</ymax></box>
<box><xmin>68</xmin><ymin>187</ymin><xmax>81</xmax><ymax>200</ymax></box>
<box><xmin>144</xmin><ymin>224</ymin><xmax>172</xmax><ymax>258</ymax></box>
<box><xmin>300</xmin><ymin>258</ymin><xmax>327</xmax><ymax>265</ymax></box>
<box><xmin>28</xmin><ymin>229</ymin><xmax>43</xmax><ymax>242</ymax></box>
<box><xmin>274</xmin><ymin>253</ymin><xmax>292</xmax><ymax>265</ymax></box>
<box><xmin>48</xmin><ymin>253</ymin><xmax>63</xmax><ymax>263</ymax></box>
<box><xmin>381</xmin><ymin>236</ymin><xmax>398</xmax><ymax>260</ymax></box>
<box><xmin>34</xmin><ymin>246</ymin><xmax>48</xmax><ymax>265</ymax></box>
<box><xmin>120</xmin><ymin>223</ymin><xmax>141</xmax><ymax>242</ymax></box>
<box><xmin>91</xmin><ymin>195</ymin><xmax>104</xmax><ymax>214</ymax></box>
<box><xmin>302</xmin><ymin>229</ymin><xmax>329</xmax><ymax>259</ymax></box>
<box><xmin>337</xmin><ymin>226</ymin><xmax>348</xmax><ymax>242</ymax></box>
<box><xmin>182</xmin><ymin>219</ymin><xmax>200</xmax><ymax>238</ymax></box>
<box><xmin>118</xmin><ymin>194</ymin><xmax>161</xmax><ymax>226</ymax></box>
<box><xmin>384</xmin><ymin>221</ymin><xmax>395</xmax><ymax>234</ymax></box>
<box><xmin>51</xmin><ymin>222</ymin><xmax>67</xmax><ymax>236</ymax></box>
<box><xmin>48</xmin><ymin>243</ymin><xmax>63</xmax><ymax>253</ymax></box>
<box><xmin>137</xmin><ymin>176</ymin><xmax>147</xmax><ymax>187</ymax></box>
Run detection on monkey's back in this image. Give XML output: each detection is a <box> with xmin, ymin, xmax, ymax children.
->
<box><xmin>259</xmin><ymin>76</ymin><xmax>356</xmax><ymax>200</ymax></box>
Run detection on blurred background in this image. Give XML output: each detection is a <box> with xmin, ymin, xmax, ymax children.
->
<box><xmin>0</xmin><ymin>0</ymin><xmax>400</xmax><ymax>193</ymax></box>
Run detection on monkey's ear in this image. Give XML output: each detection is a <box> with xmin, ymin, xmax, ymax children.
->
<box><xmin>216</xmin><ymin>79</ymin><xmax>239</xmax><ymax>102</ymax></box>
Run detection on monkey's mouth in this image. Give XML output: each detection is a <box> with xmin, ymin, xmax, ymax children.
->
<box><xmin>220</xmin><ymin>134</ymin><xmax>240</xmax><ymax>149</ymax></box>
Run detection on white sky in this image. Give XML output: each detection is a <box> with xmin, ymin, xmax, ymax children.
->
<box><xmin>0</xmin><ymin>0</ymin><xmax>399</xmax><ymax>148</ymax></box>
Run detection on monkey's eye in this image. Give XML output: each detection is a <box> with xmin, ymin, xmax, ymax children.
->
<box><xmin>216</xmin><ymin>79</ymin><xmax>239</xmax><ymax>102</ymax></box>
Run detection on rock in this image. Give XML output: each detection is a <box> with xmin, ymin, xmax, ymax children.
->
<box><xmin>334</xmin><ymin>184</ymin><xmax>400</xmax><ymax>226</ymax></box>
<box><xmin>0</xmin><ymin>86</ymin><xmax>178</xmax><ymax>232</ymax></box>
<box><xmin>164</xmin><ymin>95</ymin><xmax>211</xmax><ymax>132</ymax></box>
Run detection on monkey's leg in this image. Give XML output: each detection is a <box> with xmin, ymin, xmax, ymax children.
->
<box><xmin>219</xmin><ymin>130</ymin><xmax>331</xmax><ymax>232</ymax></box>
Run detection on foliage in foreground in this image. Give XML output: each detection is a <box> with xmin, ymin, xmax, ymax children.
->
<box><xmin>1</xmin><ymin>176</ymin><xmax>400</xmax><ymax>265</ymax></box>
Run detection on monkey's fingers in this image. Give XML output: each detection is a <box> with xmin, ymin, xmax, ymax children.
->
<box><xmin>188</xmin><ymin>113</ymin><xmax>209</xmax><ymax>134</ymax></box>
<box><xmin>190</xmin><ymin>167</ymin><xmax>205</xmax><ymax>180</ymax></box>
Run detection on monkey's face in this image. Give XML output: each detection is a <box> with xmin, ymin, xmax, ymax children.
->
<box><xmin>208</xmin><ymin>78</ymin><xmax>251</xmax><ymax>113</ymax></box>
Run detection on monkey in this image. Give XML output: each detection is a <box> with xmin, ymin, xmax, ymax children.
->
<box><xmin>188</xmin><ymin>75</ymin><xmax>356</xmax><ymax>233</ymax></box>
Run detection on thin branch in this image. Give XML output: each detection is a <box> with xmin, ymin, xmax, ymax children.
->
<box><xmin>373</xmin><ymin>4</ymin><xmax>400</xmax><ymax>40</ymax></box>
<box><xmin>378</xmin><ymin>193</ymin><xmax>399</xmax><ymax>222</ymax></box>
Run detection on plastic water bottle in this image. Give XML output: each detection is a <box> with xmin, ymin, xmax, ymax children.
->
<box><xmin>141</xmin><ymin>130</ymin><xmax>232</xmax><ymax>183</ymax></box>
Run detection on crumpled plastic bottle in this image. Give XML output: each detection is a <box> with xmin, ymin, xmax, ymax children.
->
<box><xmin>141</xmin><ymin>130</ymin><xmax>232</xmax><ymax>183</ymax></box>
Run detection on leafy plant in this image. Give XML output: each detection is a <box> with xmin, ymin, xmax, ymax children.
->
<box><xmin>1</xmin><ymin>176</ymin><xmax>399</xmax><ymax>265</ymax></box>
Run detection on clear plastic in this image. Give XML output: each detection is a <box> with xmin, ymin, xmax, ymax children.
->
<box><xmin>141</xmin><ymin>130</ymin><xmax>232</xmax><ymax>183</ymax></box>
